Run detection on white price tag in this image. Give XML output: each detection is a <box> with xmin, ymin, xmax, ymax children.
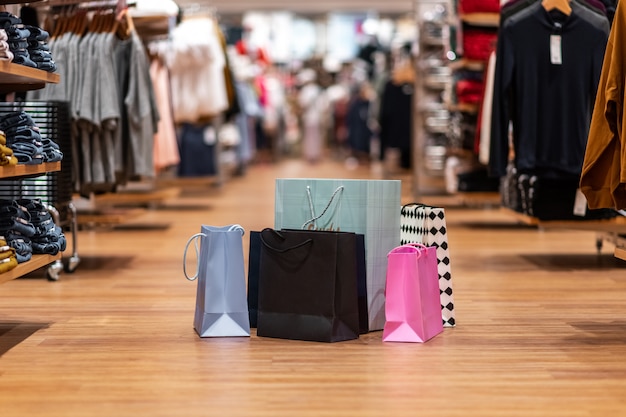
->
<box><xmin>550</xmin><ymin>35</ymin><xmax>562</xmax><ymax>65</ymax></box>
<box><xmin>203</xmin><ymin>126</ymin><xmax>217</xmax><ymax>145</ymax></box>
<box><xmin>573</xmin><ymin>188</ymin><xmax>588</xmax><ymax>217</ymax></box>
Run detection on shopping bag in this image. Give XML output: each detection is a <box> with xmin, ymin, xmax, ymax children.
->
<box><xmin>383</xmin><ymin>244</ymin><xmax>443</xmax><ymax>343</ymax></box>
<box><xmin>401</xmin><ymin>203</ymin><xmax>456</xmax><ymax>327</ymax></box>
<box><xmin>257</xmin><ymin>228</ymin><xmax>360</xmax><ymax>343</ymax></box>
<box><xmin>247</xmin><ymin>230</ymin><xmax>262</xmax><ymax>328</ymax></box>
<box><xmin>183</xmin><ymin>224</ymin><xmax>251</xmax><ymax>337</ymax></box>
<box><xmin>248</xmin><ymin>229</ymin><xmax>369</xmax><ymax>334</ymax></box>
<box><xmin>275</xmin><ymin>178</ymin><xmax>401</xmax><ymax>331</ymax></box>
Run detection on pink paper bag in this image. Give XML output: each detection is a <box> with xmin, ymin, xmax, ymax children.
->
<box><xmin>383</xmin><ymin>244</ymin><xmax>444</xmax><ymax>343</ymax></box>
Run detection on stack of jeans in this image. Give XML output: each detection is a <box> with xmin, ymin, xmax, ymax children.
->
<box><xmin>0</xmin><ymin>236</ymin><xmax>18</xmax><ymax>274</ymax></box>
<box><xmin>0</xmin><ymin>199</ymin><xmax>66</xmax><ymax>262</ymax></box>
<box><xmin>17</xmin><ymin>199</ymin><xmax>66</xmax><ymax>256</ymax></box>
<box><xmin>0</xmin><ymin>12</ymin><xmax>36</xmax><ymax>68</ymax></box>
<box><xmin>0</xmin><ymin>111</ymin><xmax>63</xmax><ymax>164</ymax></box>
<box><xmin>0</xmin><ymin>130</ymin><xmax>17</xmax><ymax>166</ymax></box>
<box><xmin>0</xmin><ymin>29</ymin><xmax>13</xmax><ymax>62</ymax></box>
<box><xmin>25</xmin><ymin>25</ymin><xmax>55</xmax><ymax>72</ymax></box>
<box><xmin>0</xmin><ymin>199</ymin><xmax>35</xmax><ymax>263</ymax></box>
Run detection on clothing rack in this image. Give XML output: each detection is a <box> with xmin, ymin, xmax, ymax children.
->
<box><xmin>502</xmin><ymin>208</ymin><xmax>626</xmax><ymax>261</ymax></box>
<box><xmin>181</xmin><ymin>3</ymin><xmax>217</xmax><ymax>19</ymax></box>
<box><xmin>46</xmin><ymin>0</ymin><xmax>135</xmax><ymax>9</ymax></box>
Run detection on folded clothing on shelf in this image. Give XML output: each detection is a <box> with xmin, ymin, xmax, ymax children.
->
<box><xmin>456</xmin><ymin>79</ymin><xmax>484</xmax><ymax>105</ymax></box>
<box><xmin>459</xmin><ymin>0</ymin><xmax>501</xmax><ymax>14</ymax></box>
<box><xmin>17</xmin><ymin>199</ymin><xmax>66</xmax><ymax>255</ymax></box>
<box><xmin>0</xmin><ymin>130</ymin><xmax>18</xmax><ymax>166</ymax></box>
<box><xmin>0</xmin><ymin>12</ymin><xmax>55</xmax><ymax>71</ymax></box>
<box><xmin>25</xmin><ymin>25</ymin><xmax>56</xmax><ymax>72</ymax></box>
<box><xmin>0</xmin><ymin>198</ymin><xmax>66</xmax><ymax>262</ymax></box>
<box><xmin>0</xmin><ymin>236</ymin><xmax>18</xmax><ymax>274</ymax></box>
<box><xmin>0</xmin><ymin>30</ymin><xmax>13</xmax><ymax>62</ymax></box>
<box><xmin>0</xmin><ymin>111</ymin><xmax>63</xmax><ymax>164</ymax></box>
<box><xmin>462</xmin><ymin>27</ymin><xmax>498</xmax><ymax>62</ymax></box>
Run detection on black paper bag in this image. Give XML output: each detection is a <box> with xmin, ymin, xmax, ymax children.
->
<box><xmin>249</xmin><ymin>230</ymin><xmax>368</xmax><ymax>333</ymax></box>
<box><xmin>247</xmin><ymin>231</ymin><xmax>262</xmax><ymax>328</ymax></box>
<box><xmin>257</xmin><ymin>228</ymin><xmax>360</xmax><ymax>343</ymax></box>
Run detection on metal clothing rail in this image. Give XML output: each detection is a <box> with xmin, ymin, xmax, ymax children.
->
<box><xmin>47</xmin><ymin>0</ymin><xmax>130</xmax><ymax>7</ymax></box>
<box><xmin>44</xmin><ymin>0</ymin><xmax>135</xmax><ymax>13</ymax></box>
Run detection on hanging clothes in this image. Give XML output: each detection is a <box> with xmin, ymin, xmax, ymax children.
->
<box><xmin>150</xmin><ymin>57</ymin><xmax>180</xmax><ymax>172</ymax></box>
<box><xmin>489</xmin><ymin>1</ymin><xmax>610</xmax><ymax>179</ymax></box>
<box><xmin>346</xmin><ymin>87</ymin><xmax>373</xmax><ymax>157</ymax></box>
<box><xmin>157</xmin><ymin>16</ymin><xmax>229</xmax><ymax>124</ymax></box>
<box><xmin>29</xmin><ymin>9</ymin><xmax>159</xmax><ymax>194</ymax></box>
<box><xmin>475</xmin><ymin>0</ymin><xmax>612</xmax><ymax>170</ymax></box>
<box><xmin>580</xmin><ymin>0</ymin><xmax>626</xmax><ymax>209</ymax></box>
<box><xmin>378</xmin><ymin>64</ymin><xmax>414</xmax><ymax>169</ymax></box>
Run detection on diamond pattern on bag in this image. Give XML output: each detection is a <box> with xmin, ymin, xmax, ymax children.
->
<box><xmin>400</xmin><ymin>204</ymin><xmax>456</xmax><ymax>327</ymax></box>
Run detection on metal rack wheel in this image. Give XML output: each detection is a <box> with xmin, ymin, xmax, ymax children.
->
<box><xmin>47</xmin><ymin>260</ymin><xmax>63</xmax><ymax>281</ymax></box>
<box><xmin>64</xmin><ymin>254</ymin><xmax>80</xmax><ymax>273</ymax></box>
<box><xmin>63</xmin><ymin>202</ymin><xmax>80</xmax><ymax>273</ymax></box>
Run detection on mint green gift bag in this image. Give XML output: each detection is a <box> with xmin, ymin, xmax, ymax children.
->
<box><xmin>274</xmin><ymin>178</ymin><xmax>401</xmax><ymax>331</ymax></box>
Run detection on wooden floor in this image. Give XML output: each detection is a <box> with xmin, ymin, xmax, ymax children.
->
<box><xmin>1</xmin><ymin>158</ymin><xmax>625</xmax><ymax>417</ymax></box>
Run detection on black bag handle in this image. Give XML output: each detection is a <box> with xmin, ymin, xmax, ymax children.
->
<box><xmin>259</xmin><ymin>228</ymin><xmax>313</xmax><ymax>253</ymax></box>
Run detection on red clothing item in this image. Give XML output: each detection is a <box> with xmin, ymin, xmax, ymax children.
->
<box><xmin>456</xmin><ymin>79</ymin><xmax>484</xmax><ymax>104</ymax></box>
<box><xmin>463</xmin><ymin>29</ymin><xmax>498</xmax><ymax>62</ymax></box>
<box><xmin>459</xmin><ymin>0</ymin><xmax>500</xmax><ymax>14</ymax></box>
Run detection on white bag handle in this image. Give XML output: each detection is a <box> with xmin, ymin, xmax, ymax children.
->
<box><xmin>388</xmin><ymin>243</ymin><xmax>429</xmax><ymax>259</ymax></box>
<box><xmin>302</xmin><ymin>185</ymin><xmax>344</xmax><ymax>230</ymax></box>
<box><xmin>183</xmin><ymin>232</ymin><xmax>205</xmax><ymax>281</ymax></box>
<box><xmin>182</xmin><ymin>225</ymin><xmax>245</xmax><ymax>281</ymax></box>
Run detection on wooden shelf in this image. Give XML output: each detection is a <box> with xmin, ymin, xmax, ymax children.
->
<box><xmin>0</xmin><ymin>253</ymin><xmax>62</xmax><ymax>285</ymax></box>
<box><xmin>93</xmin><ymin>187</ymin><xmax>180</xmax><ymax>207</ymax></box>
<box><xmin>450</xmin><ymin>58</ymin><xmax>487</xmax><ymax>72</ymax></box>
<box><xmin>77</xmin><ymin>207</ymin><xmax>146</xmax><ymax>227</ymax></box>
<box><xmin>447</xmin><ymin>102</ymin><xmax>479</xmax><ymax>114</ymax></box>
<box><xmin>0</xmin><ymin>24</ymin><xmax>63</xmax><ymax>283</ymax></box>
<box><xmin>615</xmin><ymin>246</ymin><xmax>626</xmax><ymax>261</ymax></box>
<box><xmin>0</xmin><ymin>61</ymin><xmax>60</xmax><ymax>93</ymax></box>
<box><xmin>0</xmin><ymin>0</ymin><xmax>44</xmax><ymax>3</ymax></box>
<box><xmin>456</xmin><ymin>192</ymin><xmax>501</xmax><ymax>206</ymax></box>
<box><xmin>0</xmin><ymin>162</ymin><xmax>61</xmax><ymax>179</ymax></box>
<box><xmin>461</xmin><ymin>13</ymin><xmax>500</xmax><ymax>27</ymax></box>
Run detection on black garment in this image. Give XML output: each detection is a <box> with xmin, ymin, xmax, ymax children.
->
<box><xmin>346</xmin><ymin>97</ymin><xmax>372</xmax><ymax>155</ymax></box>
<box><xmin>489</xmin><ymin>2</ymin><xmax>609</xmax><ymax>178</ymax></box>
<box><xmin>177</xmin><ymin>123</ymin><xmax>217</xmax><ymax>177</ymax></box>
<box><xmin>379</xmin><ymin>80</ymin><xmax>413</xmax><ymax>169</ymax></box>
<box><xmin>502</xmin><ymin>0</ymin><xmax>607</xmax><ymax>22</ymax></box>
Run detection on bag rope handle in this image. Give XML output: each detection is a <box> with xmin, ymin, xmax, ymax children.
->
<box><xmin>183</xmin><ymin>232</ymin><xmax>205</xmax><ymax>281</ymax></box>
<box><xmin>182</xmin><ymin>225</ymin><xmax>244</xmax><ymax>281</ymax></box>
<box><xmin>259</xmin><ymin>228</ymin><xmax>313</xmax><ymax>253</ymax></box>
<box><xmin>228</xmin><ymin>224</ymin><xmax>245</xmax><ymax>235</ymax></box>
<box><xmin>388</xmin><ymin>243</ymin><xmax>429</xmax><ymax>259</ymax></box>
<box><xmin>302</xmin><ymin>185</ymin><xmax>344</xmax><ymax>230</ymax></box>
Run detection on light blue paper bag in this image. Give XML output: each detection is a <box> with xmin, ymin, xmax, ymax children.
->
<box><xmin>275</xmin><ymin>179</ymin><xmax>401</xmax><ymax>331</ymax></box>
<box><xmin>183</xmin><ymin>225</ymin><xmax>251</xmax><ymax>337</ymax></box>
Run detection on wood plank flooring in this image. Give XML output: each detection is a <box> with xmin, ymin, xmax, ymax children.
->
<box><xmin>1</xmin><ymin>158</ymin><xmax>625</xmax><ymax>417</ymax></box>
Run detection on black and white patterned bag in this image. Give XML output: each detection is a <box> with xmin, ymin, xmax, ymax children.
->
<box><xmin>400</xmin><ymin>203</ymin><xmax>456</xmax><ymax>327</ymax></box>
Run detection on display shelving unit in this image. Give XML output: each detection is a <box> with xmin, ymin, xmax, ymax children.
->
<box><xmin>413</xmin><ymin>0</ymin><xmax>455</xmax><ymax>197</ymax></box>
<box><xmin>0</xmin><ymin>11</ymin><xmax>64</xmax><ymax>282</ymax></box>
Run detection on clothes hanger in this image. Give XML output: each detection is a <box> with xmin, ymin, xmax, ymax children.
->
<box><xmin>542</xmin><ymin>0</ymin><xmax>572</xmax><ymax>16</ymax></box>
<box><xmin>112</xmin><ymin>7</ymin><xmax>134</xmax><ymax>39</ymax></box>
